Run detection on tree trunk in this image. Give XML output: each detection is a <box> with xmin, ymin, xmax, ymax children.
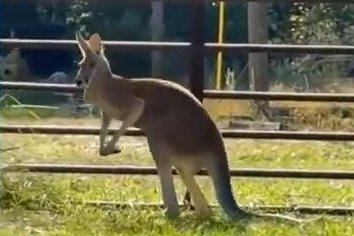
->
<box><xmin>247</xmin><ymin>2</ymin><xmax>269</xmax><ymax>92</ymax></box>
<box><xmin>150</xmin><ymin>1</ymin><xmax>164</xmax><ymax>78</ymax></box>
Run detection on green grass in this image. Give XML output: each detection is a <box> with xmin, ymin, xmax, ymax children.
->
<box><xmin>1</xmin><ymin>118</ymin><xmax>354</xmax><ymax>236</ymax></box>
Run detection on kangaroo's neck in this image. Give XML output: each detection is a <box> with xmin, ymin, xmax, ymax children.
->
<box><xmin>91</xmin><ymin>70</ymin><xmax>127</xmax><ymax>96</ymax></box>
<box><xmin>95</xmin><ymin>55</ymin><xmax>126</xmax><ymax>81</ymax></box>
<box><xmin>83</xmin><ymin>61</ymin><xmax>111</xmax><ymax>103</ymax></box>
<box><xmin>83</xmin><ymin>55</ymin><xmax>130</xmax><ymax>104</ymax></box>
<box><xmin>91</xmin><ymin>56</ymin><xmax>116</xmax><ymax>84</ymax></box>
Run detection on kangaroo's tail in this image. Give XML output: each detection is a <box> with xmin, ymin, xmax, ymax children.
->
<box><xmin>208</xmin><ymin>154</ymin><xmax>249</xmax><ymax>220</ymax></box>
<box><xmin>208</xmin><ymin>153</ymin><xmax>317</xmax><ymax>224</ymax></box>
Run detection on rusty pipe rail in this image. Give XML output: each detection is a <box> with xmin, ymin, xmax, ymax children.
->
<box><xmin>3</xmin><ymin>163</ymin><xmax>354</xmax><ymax>216</ymax></box>
<box><xmin>3</xmin><ymin>38</ymin><xmax>354</xmax><ymax>54</ymax></box>
<box><xmin>5</xmin><ymin>0</ymin><xmax>351</xmax><ymax>4</ymax></box>
<box><xmin>0</xmin><ymin>38</ymin><xmax>190</xmax><ymax>51</ymax></box>
<box><xmin>3</xmin><ymin>164</ymin><xmax>354</xmax><ymax>180</ymax></box>
<box><xmin>204</xmin><ymin>90</ymin><xmax>354</xmax><ymax>102</ymax></box>
<box><xmin>3</xmin><ymin>81</ymin><xmax>354</xmax><ymax>102</ymax></box>
<box><xmin>3</xmin><ymin>125</ymin><xmax>354</xmax><ymax>141</ymax></box>
<box><xmin>80</xmin><ymin>201</ymin><xmax>354</xmax><ymax>216</ymax></box>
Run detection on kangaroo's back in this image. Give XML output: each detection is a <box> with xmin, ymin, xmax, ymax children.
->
<box><xmin>126</xmin><ymin>78</ymin><xmax>225</xmax><ymax>157</ymax></box>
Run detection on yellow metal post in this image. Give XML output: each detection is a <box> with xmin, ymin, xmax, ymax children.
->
<box><xmin>215</xmin><ymin>1</ymin><xmax>225</xmax><ymax>90</ymax></box>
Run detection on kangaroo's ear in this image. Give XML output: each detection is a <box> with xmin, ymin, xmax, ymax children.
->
<box><xmin>88</xmin><ymin>33</ymin><xmax>103</xmax><ymax>55</ymax></box>
<box><xmin>75</xmin><ymin>32</ymin><xmax>91</xmax><ymax>56</ymax></box>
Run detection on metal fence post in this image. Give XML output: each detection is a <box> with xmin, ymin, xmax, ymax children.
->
<box><xmin>184</xmin><ymin>1</ymin><xmax>206</xmax><ymax>207</ymax></box>
<box><xmin>188</xmin><ymin>2</ymin><xmax>205</xmax><ymax>102</ymax></box>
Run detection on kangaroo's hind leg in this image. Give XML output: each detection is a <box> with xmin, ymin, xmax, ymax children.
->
<box><xmin>147</xmin><ymin>139</ymin><xmax>180</xmax><ymax>219</ymax></box>
<box><xmin>176</xmin><ymin>166</ymin><xmax>212</xmax><ymax>218</ymax></box>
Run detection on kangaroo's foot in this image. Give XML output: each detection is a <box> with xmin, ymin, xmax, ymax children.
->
<box><xmin>164</xmin><ymin>206</ymin><xmax>181</xmax><ymax>220</ymax></box>
<box><xmin>195</xmin><ymin>205</ymin><xmax>213</xmax><ymax>219</ymax></box>
<box><xmin>99</xmin><ymin>144</ymin><xmax>122</xmax><ymax>156</ymax></box>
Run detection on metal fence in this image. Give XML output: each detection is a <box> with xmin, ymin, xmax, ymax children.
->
<box><xmin>1</xmin><ymin>0</ymin><xmax>354</xmax><ymax>215</ymax></box>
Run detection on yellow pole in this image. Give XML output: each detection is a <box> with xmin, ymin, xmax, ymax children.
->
<box><xmin>215</xmin><ymin>1</ymin><xmax>225</xmax><ymax>90</ymax></box>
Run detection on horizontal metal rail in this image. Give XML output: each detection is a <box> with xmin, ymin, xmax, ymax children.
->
<box><xmin>3</xmin><ymin>164</ymin><xmax>354</xmax><ymax>180</ymax></box>
<box><xmin>0</xmin><ymin>81</ymin><xmax>80</xmax><ymax>92</ymax></box>
<box><xmin>3</xmin><ymin>81</ymin><xmax>354</xmax><ymax>102</ymax></box>
<box><xmin>0</xmin><ymin>38</ymin><xmax>190</xmax><ymax>51</ymax></box>
<box><xmin>3</xmin><ymin>125</ymin><xmax>354</xmax><ymax>141</ymax></box>
<box><xmin>3</xmin><ymin>38</ymin><xmax>354</xmax><ymax>54</ymax></box>
<box><xmin>7</xmin><ymin>0</ymin><xmax>351</xmax><ymax>4</ymax></box>
<box><xmin>80</xmin><ymin>201</ymin><xmax>354</xmax><ymax>216</ymax></box>
<box><xmin>204</xmin><ymin>90</ymin><xmax>354</xmax><ymax>102</ymax></box>
<box><xmin>4</xmin><ymin>163</ymin><xmax>353</xmax><ymax>216</ymax></box>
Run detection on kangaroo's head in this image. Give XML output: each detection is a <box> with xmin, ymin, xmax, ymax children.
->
<box><xmin>74</xmin><ymin>32</ymin><xmax>110</xmax><ymax>88</ymax></box>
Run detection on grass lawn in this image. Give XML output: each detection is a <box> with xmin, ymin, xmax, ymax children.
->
<box><xmin>0</xmin><ymin>118</ymin><xmax>354</xmax><ymax>236</ymax></box>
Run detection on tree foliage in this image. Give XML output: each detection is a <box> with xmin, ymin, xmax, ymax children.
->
<box><xmin>1</xmin><ymin>2</ymin><xmax>354</xmax><ymax>90</ymax></box>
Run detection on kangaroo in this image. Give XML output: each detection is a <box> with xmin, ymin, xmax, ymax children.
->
<box><xmin>73</xmin><ymin>32</ymin><xmax>316</xmax><ymax>224</ymax></box>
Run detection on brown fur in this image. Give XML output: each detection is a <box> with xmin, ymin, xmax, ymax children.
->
<box><xmin>74</xmin><ymin>32</ymin><xmax>319</xmax><ymax>224</ymax></box>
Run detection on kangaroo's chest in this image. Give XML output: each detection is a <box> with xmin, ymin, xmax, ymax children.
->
<box><xmin>97</xmin><ymin>90</ymin><xmax>135</xmax><ymax>121</ymax></box>
<box><xmin>83</xmin><ymin>84</ymin><xmax>131</xmax><ymax>120</ymax></box>
<box><xmin>97</xmin><ymin>100</ymin><xmax>127</xmax><ymax>120</ymax></box>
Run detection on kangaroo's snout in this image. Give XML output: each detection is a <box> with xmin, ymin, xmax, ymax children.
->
<box><xmin>74</xmin><ymin>75</ymin><xmax>87</xmax><ymax>88</ymax></box>
<box><xmin>75</xmin><ymin>80</ymin><xmax>82</xmax><ymax>87</ymax></box>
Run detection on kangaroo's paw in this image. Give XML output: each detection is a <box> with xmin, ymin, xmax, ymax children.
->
<box><xmin>99</xmin><ymin>146</ymin><xmax>122</xmax><ymax>157</ymax></box>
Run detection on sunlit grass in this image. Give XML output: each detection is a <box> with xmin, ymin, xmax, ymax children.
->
<box><xmin>1</xmin><ymin>118</ymin><xmax>354</xmax><ymax>236</ymax></box>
